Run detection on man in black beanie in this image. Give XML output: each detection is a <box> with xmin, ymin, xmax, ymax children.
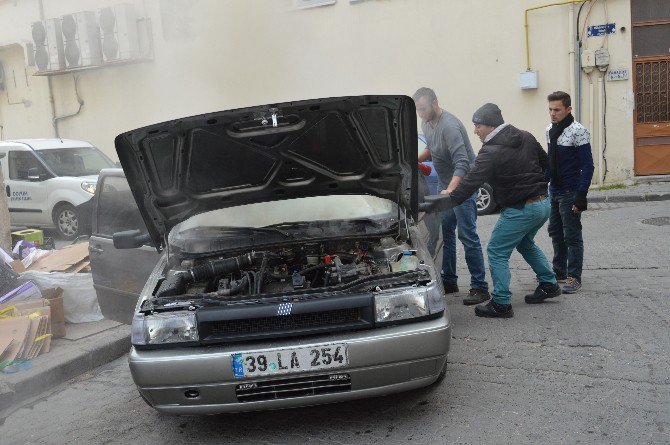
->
<box><xmin>546</xmin><ymin>91</ymin><xmax>594</xmax><ymax>294</ymax></box>
<box><xmin>425</xmin><ymin>103</ymin><xmax>561</xmax><ymax>318</ymax></box>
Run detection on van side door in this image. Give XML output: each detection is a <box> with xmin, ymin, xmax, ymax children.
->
<box><xmin>88</xmin><ymin>171</ymin><xmax>160</xmax><ymax>324</ymax></box>
<box><xmin>5</xmin><ymin>150</ymin><xmax>52</xmax><ymax>226</ymax></box>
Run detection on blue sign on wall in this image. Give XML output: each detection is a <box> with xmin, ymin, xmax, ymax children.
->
<box><xmin>587</xmin><ymin>23</ymin><xmax>616</xmax><ymax>37</ymax></box>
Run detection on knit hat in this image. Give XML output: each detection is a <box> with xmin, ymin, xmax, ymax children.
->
<box><xmin>472</xmin><ymin>103</ymin><xmax>504</xmax><ymax>127</ymax></box>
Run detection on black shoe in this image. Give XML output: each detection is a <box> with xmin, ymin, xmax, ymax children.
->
<box><xmin>463</xmin><ymin>288</ymin><xmax>491</xmax><ymax>305</ymax></box>
<box><xmin>474</xmin><ymin>300</ymin><xmax>514</xmax><ymax>318</ymax></box>
<box><xmin>443</xmin><ymin>281</ymin><xmax>459</xmax><ymax>294</ymax></box>
<box><xmin>524</xmin><ymin>282</ymin><xmax>562</xmax><ymax>304</ymax></box>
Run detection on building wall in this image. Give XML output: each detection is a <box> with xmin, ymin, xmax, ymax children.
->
<box><xmin>0</xmin><ymin>0</ymin><xmax>635</xmax><ymax>183</ymax></box>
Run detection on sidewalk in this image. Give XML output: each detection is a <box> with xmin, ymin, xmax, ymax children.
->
<box><xmin>0</xmin><ymin>319</ymin><xmax>130</xmax><ymax>418</ymax></box>
<box><xmin>588</xmin><ymin>178</ymin><xmax>670</xmax><ymax>203</ymax></box>
<box><xmin>2</xmin><ymin>178</ymin><xmax>668</xmax><ymax>421</ymax></box>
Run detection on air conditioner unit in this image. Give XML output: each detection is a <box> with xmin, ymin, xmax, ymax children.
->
<box><xmin>99</xmin><ymin>3</ymin><xmax>141</xmax><ymax>62</ymax></box>
<box><xmin>61</xmin><ymin>11</ymin><xmax>103</xmax><ymax>68</ymax></box>
<box><xmin>31</xmin><ymin>19</ymin><xmax>65</xmax><ymax>72</ymax></box>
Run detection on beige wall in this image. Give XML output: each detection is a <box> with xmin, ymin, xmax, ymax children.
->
<box><xmin>0</xmin><ymin>0</ymin><xmax>634</xmax><ymax>183</ymax></box>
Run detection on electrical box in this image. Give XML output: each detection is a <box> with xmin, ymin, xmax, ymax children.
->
<box><xmin>519</xmin><ymin>70</ymin><xmax>539</xmax><ymax>89</ymax></box>
<box><xmin>99</xmin><ymin>3</ymin><xmax>141</xmax><ymax>62</ymax></box>
<box><xmin>61</xmin><ymin>11</ymin><xmax>103</xmax><ymax>68</ymax></box>
<box><xmin>31</xmin><ymin>19</ymin><xmax>65</xmax><ymax>72</ymax></box>
<box><xmin>595</xmin><ymin>48</ymin><xmax>610</xmax><ymax>72</ymax></box>
<box><xmin>581</xmin><ymin>49</ymin><xmax>595</xmax><ymax>74</ymax></box>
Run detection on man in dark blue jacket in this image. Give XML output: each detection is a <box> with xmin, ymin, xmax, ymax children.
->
<box><xmin>546</xmin><ymin>91</ymin><xmax>595</xmax><ymax>294</ymax></box>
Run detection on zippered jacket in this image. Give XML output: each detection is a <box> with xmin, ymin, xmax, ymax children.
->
<box><xmin>449</xmin><ymin>125</ymin><xmax>548</xmax><ymax>208</ymax></box>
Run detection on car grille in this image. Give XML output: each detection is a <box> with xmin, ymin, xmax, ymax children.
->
<box><xmin>197</xmin><ymin>293</ymin><xmax>375</xmax><ymax>344</ymax></box>
<box><xmin>236</xmin><ymin>373</ymin><xmax>351</xmax><ymax>403</ymax></box>
<box><xmin>210</xmin><ymin>307</ymin><xmax>360</xmax><ymax>336</ymax></box>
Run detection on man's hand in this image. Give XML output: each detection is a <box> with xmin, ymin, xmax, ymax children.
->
<box><xmin>440</xmin><ymin>189</ymin><xmax>452</xmax><ymax>195</ymax></box>
<box><xmin>573</xmin><ymin>191</ymin><xmax>588</xmax><ymax>213</ymax></box>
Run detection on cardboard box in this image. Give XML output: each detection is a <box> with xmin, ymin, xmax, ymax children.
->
<box><xmin>11</xmin><ymin>229</ymin><xmax>44</xmax><ymax>247</ymax></box>
<box><xmin>41</xmin><ymin>287</ymin><xmax>66</xmax><ymax>338</ymax></box>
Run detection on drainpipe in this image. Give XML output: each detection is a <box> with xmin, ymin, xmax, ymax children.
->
<box><xmin>53</xmin><ymin>74</ymin><xmax>84</xmax><ymax>138</ymax></box>
<box><xmin>597</xmin><ymin>76</ymin><xmax>604</xmax><ymax>185</ymax></box>
<box><xmin>568</xmin><ymin>3</ymin><xmax>576</xmax><ymax>108</ymax></box>
<box><xmin>38</xmin><ymin>0</ymin><xmax>58</xmax><ymax>138</ymax></box>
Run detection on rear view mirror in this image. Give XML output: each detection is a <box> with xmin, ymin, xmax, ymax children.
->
<box><xmin>113</xmin><ymin>229</ymin><xmax>151</xmax><ymax>249</ymax></box>
<box><xmin>27</xmin><ymin>167</ymin><xmax>41</xmax><ymax>181</ymax></box>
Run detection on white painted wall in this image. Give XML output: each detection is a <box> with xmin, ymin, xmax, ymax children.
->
<box><xmin>0</xmin><ymin>0</ymin><xmax>635</xmax><ymax>182</ymax></box>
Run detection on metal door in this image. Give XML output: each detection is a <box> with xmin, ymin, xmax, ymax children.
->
<box><xmin>632</xmin><ymin>1</ymin><xmax>670</xmax><ymax>175</ymax></box>
<box><xmin>89</xmin><ymin>170</ymin><xmax>160</xmax><ymax>324</ymax></box>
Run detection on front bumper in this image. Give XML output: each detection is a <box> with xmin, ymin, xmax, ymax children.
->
<box><xmin>129</xmin><ymin>313</ymin><xmax>451</xmax><ymax>415</ymax></box>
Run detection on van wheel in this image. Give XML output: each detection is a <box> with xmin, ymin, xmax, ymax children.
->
<box><xmin>53</xmin><ymin>204</ymin><xmax>80</xmax><ymax>240</ymax></box>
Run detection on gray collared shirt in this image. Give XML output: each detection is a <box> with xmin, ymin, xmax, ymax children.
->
<box><xmin>421</xmin><ymin>109</ymin><xmax>476</xmax><ymax>187</ymax></box>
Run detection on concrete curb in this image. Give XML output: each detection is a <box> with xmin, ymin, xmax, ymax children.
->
<box><xmin>0</xmin><ymin>325</ymin><xmax>130</xmax><ymax>418</ymax></box>
<box><xmin>589</xmin><ymin>193</ymin><xmax>670</xmax><ymax>203</ymax></box>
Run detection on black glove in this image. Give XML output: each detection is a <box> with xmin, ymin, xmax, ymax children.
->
<box><xmin>419</xmin><ymin>194</ymin><xmax>454</xmax><ymax>213</ymax></box>
<box><xmin>573</xmin><ymin>191</ymin><xmax>588</xmax><ymax>212</ymax></box>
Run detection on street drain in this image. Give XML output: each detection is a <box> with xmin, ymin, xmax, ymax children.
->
<box><xmin>641</xmin><ymin>217</ymin><xmax>670</xmax><ymax>226</ymax></box>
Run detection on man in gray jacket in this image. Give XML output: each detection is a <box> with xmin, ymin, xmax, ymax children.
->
<box><xmin>413</xmin><ymin>88</ymin><xmax>489</xmax><ymax>305</ymax></box>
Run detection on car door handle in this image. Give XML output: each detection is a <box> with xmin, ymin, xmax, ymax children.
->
<box><xmin>5</xmin><ymin>185</ymin><xmax>9</xmax><ymax>197</ymax></box>
<box><xmin>90</xmin><ymin>246</ymin><xmax>104</xmax><ymax>254</ymax></box>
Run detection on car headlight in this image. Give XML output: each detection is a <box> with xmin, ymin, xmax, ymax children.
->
<box><xmin>131</xmin><ymin>312</ymin><xmax>199</xmax><ymax>346</ymax></box>
<box><xmin>81</xmin><ymin>181</ymin><xmax>96</xmax><ymax>194</ymax></box>
<box><xmin>374</xmin><ymin>284</ymin><xmax>445</xmax><ymax>324</ymax></box>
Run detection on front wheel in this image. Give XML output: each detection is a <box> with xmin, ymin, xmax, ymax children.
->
<box><xmin>476</xmin><ymin>183</ymin><xmax>496</xmax><ymax>216</ymax></box>
<box><xmin>53</xmin><ymin>204</ymin><xmax>80</xmax><ymax>240</ymax></box>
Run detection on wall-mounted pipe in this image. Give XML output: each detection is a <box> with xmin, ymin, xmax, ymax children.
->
<box><xmin>524</xmin><ymin>0</ymin><xmax>589</xmax><ymax>71</ymax></box>
<box><xmin>597</xmin><ymin>76</ymin><xmax>604</xmax><ymax>185</ymax></box>
<box><xmin>52</xmin><ymin>74</ymin><xmax>84</xmax><ymax>138</ymax></box>
<box><xmin>37</xmin><ymin>0</ymin><xmax>58</xmax><ymax>138</ymax></box>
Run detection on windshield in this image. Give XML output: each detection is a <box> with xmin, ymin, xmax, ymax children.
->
<box><xmin>169</xmin><ymin>195</ymin><xmax>399</xmax><ymax>254</ymax></box>
<box><xmin>36</xmin><ymin>147</ymin><xmax>115</xmax><ymax>176</ymax></box>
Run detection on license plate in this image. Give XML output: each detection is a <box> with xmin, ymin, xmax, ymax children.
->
<box><xmin>232</xmin><ymin>343</ymin><xmax>348</xmax><ymax>378</ymax></box>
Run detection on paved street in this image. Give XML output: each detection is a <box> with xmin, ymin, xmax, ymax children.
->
<box><xmin>2</xmin><ymin>200</ymin><xmax>669</xmax><ymax>444</ymax></box>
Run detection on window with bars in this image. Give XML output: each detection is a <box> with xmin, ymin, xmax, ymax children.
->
<box><xmin>635</xmin><ymin>60</ymin><xmax>669</xmax><ymax>123</ymax></box>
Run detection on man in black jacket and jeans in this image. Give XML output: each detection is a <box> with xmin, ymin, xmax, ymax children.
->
<box><xmin>430</xmin><ymin>103</ymin><xmax>561</xmax><ymax>318</ymax></box>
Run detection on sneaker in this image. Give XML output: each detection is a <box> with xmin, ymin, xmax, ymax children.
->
<box><xmin>442</xmin><ymin>282</ymin><xmax>460</xmax><ymax>294</ymax></box>
<box><xmin>562</xmin><ymin>277</ymin><xmax>582</xmax><ymax>294</ymax></box>
<box><xmin>554</xmin><ymin>272</ymin><xmax>567</xmax><ymax>282</ymax></box>
<box><xmin>463</xmin><ymin>288</ymin><xmax>491</xmax><ymax>305</ymax></box>
<box><xmin>474</xmin><ymin>300</ymin><xmax>514</xmax><ymax>318</ymax></box>
<box><xmin>524</xmin><ymin>282</ymin><xmax>562</xmax><ymax>304</ymax></box>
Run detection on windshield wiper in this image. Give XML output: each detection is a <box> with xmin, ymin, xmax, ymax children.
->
<box><xmin>213</xmin><ymin>226</ymin><xmax>296</xmax><ymax>239</ymax></box>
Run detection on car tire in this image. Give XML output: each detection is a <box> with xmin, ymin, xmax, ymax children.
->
<box><xmin>476</xmin><ymin>183</ymin><xmax>496</xmax><ymax>216</ymax></box>
<box><xmin>53</xmin><ymin>203</ymin><xmax>81</xmax><ymax>240</ymax></box>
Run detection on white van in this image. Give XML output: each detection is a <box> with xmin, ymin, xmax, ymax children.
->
<box><xmin>0</xmin><ymin>139</ymin><xmax>116</xmax><ymax>239</ymax></box>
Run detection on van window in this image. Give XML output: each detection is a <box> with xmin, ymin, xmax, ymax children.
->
<box><xmin>95</xmin><ymin>176</ymin><xmax>148</xmax><ymax>237</ymax></box>
<box><xmin>8</xmin><ymin>151</ymin><xmax>49</xmax><ymax>180</ymax></box>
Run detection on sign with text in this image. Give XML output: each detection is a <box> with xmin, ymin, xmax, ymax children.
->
<box><xmin>607</xmin><ymin>69</ymin><xmax>629</xmax><ymax>81</ymax></box>
<box><xmin>587</xmin><ymin>23</ymin><xmax>616</xmax><ymax>37</ymax></box>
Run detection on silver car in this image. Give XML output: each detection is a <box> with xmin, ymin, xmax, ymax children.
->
<box><xmin>111</xmin><ymin>95</ymin><xmax>451</xmax><ymax>415</ymax></box>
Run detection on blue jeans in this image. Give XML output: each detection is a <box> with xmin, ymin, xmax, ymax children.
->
<box><xmin>487</xmin><ymin>198</ymin><xmax>556</xmax><ymax>305</ymax></box>
<box><xmin>548</xmin><ymin>191</ymin><xmax>584</xmax><ymax>281</ymax></box>
<box><xmin>441</xmin><ymin>192</ymin><xmax>488</xmax><ymax>290</ymax></box>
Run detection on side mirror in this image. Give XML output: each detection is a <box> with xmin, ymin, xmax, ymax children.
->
<box><xmin>113</xmin><ymin>229</ymin><xmax>151</xmax><ymax>249</ymax></box>
<box><xmin>419</xmin><ymin>194</ymin><xmax>454</xmax><ymax>213</ymax></box>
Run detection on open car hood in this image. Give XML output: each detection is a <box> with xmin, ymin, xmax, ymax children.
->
<box><xmin>115</xmin><ymin>95</ymin><xmax>418</xmax><ymax>249</ymax></box>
